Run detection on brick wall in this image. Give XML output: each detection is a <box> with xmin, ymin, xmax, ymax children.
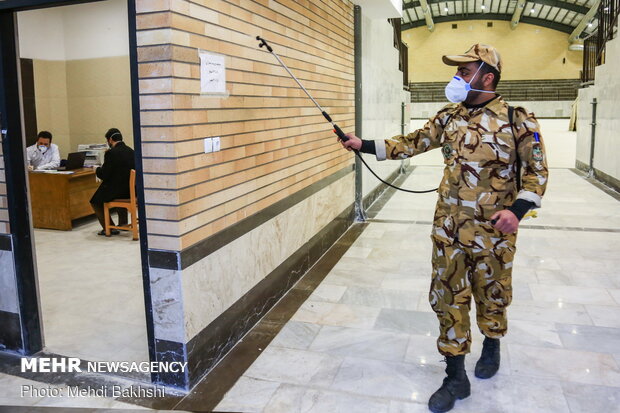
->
<box><xmin>135</xmin><ymin>0</ymin><xmax>355</xmax><ymax>252</ymax></box>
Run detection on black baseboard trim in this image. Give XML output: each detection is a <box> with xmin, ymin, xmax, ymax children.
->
<box><xmin>183</xmin><ymin>202</ymin><xmax>356</xmax><ymax>389</ymax></box>
<box><xmin>152</xmin><ymin>339</ymin><xmax>188</xmax><ymax>389</ymax></box>
<box><xmin>594</xmin><ymin>168</ymin><xmax>620</xmax><ymax>194</ymax></box>
<box><xmin>148</xmin><ymin>165</ymin><xmax>354</xmax><ymax>271</ymax></box>
<box><xmin>573</xmin><ymin>162</ymin><xmax>620</xmax><ymax>201</ymax></box>
<box><xmin>0</xmin><ymin>310</ymin><xmax>21</xmax><ymax>351</ymax></box>
<box><xmin>575</xmin><ymin>160</ymin><xmax>587</xmax><ymax>172</ymax></box>
<box><xmin>0</xmin><ymin>234</ymin><xmax>11</xmax><ymax>251</ymax></box>
<box><xmin>173</xmin><ymin>222</ymin><xmax>368</xmax><ymax>412</ymax></box>
<box><xmin>362</xmin><ymin>165</ymin><xmax>402</xmax><ymax>212</ymax></box>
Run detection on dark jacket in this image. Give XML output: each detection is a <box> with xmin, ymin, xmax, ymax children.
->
<box><xmin>90</xmin><ymin>141</ymin><xmax>135</xmax><ymax>205</ymax></box>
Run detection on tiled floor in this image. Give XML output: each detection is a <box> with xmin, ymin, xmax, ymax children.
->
<box><xmin>0</xmin><ymin>219</ymin><xmax>155</xmax><ymax>409</ymax></box>
<box><xmin>2</xmin><ymin>120</ymin><xmax>619</xmax><ymax>412</ymax></box>
<box><xmin>215</xmin><ymin>166</ymin><xmax>620</xmax><ymax>413</ymax></box>
<box><xmin>33</xmin><ymin>217</ymin><xmax>149</xmax><ymax>365</ymax></box>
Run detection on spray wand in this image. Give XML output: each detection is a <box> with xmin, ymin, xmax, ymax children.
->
<box><xmin>256</xmin><ymin>36</ymin><xmax>437</xmax><ymax>194</ymax></box>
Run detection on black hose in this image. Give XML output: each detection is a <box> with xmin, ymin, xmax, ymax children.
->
<box><xmin>257</xmin><ymin>35</ymin><xmax>438</xmax><ymax>194</ymax></box>
<box><xmin>353</xmin><ymin>150</ymin><xmax>437</xmax><ymax>194</ymax></box>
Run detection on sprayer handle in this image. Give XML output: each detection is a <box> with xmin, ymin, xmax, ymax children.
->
<box><xmin>332</xmin><ymin>124</ymin><xmax>349</xmax><ymax>142</ymax></box>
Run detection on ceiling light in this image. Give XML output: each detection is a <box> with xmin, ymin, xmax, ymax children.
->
<box><xmin>445</xmin><ymin>6</ymin><xmax>449</xmax><ymax>11</ymax></box>
<box><xmin>588</xmin><ymin>22</ymin><xmax>593</xmax><ymax>27</ymax></box>
<box><xmin>604</xmin><ymin>6</ymin><xmax>610</xmax><ymax>11</ymax></box>
<box><xmin>530</xmin><ymin>8</ymin><xmax>536</xmax><ymax>13</ymax></box>
<box><xmin>481</xmin><ymin>4</ymin><xmax>486</xmax><ymax>9</ymax></box>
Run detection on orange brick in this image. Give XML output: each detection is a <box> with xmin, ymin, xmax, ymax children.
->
<box><xmin>137</xmin><ymin>0</ymin><xmax>355</xmax><ymax>243</ymax></box>
<box><xmin>136</xmin><ymin>0</ymin><xmax>170</xmax><ymax>13</ymax></box>
<box><xmin>136</xmin><ymin>12</ymin><xmax>171</xmax><ymax>30</ymax></box>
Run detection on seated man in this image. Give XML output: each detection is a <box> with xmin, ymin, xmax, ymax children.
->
<box><xmin>26</xmin><ymin>131</ymin><xmax>60</xmax><ymax>170</ymax></box>
<box><xmin>90</xmin><ymin>128</ymin><xmax>135</xmax><ymax>236</ymax></box>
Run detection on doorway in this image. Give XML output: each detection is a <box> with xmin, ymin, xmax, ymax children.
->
<box><xmin>0</xmin><ymin>0</ymin><xmax>155</xmax><ymax>378</ymax></box>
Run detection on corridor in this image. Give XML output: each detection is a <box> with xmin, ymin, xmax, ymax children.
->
<box><xmin>213</xmin><ymin>166</ymin><xmax>620</xmax><ymax>413</ymax></box>
<box><xmin>1</xmin><ymin>0</ymin><xmax>620</xmax><ymax>410</ymax></box>
<box><xmin>1</xmin><ymin>114</ymin><xmax>619</xmax><ymax>412</ymax></box>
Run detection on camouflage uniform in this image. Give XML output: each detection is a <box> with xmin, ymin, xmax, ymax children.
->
<box><xmin>373</xmin><ymin>96</ymin><xmax>548</xmax><ymax>356</ymax></box>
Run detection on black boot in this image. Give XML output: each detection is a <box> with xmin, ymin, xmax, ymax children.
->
<box><xmin>475</xmin><ymin>337</ymin><xmax>500</xmax><ymax>379</ymax></box>
<box><xmin>428</xmin><ymin>355</ymin><xmax>470</xmax><ymax>413</ymax></box>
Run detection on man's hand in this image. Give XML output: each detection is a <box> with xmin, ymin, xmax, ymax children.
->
<box><xmin>490</xmin><ymin>210</ymin><xmax>519</xmax><ymax>234</ymax></box>
<box><xmin>338</xmin><ymin>133</ymin><xmax>362</xmax><ymax>152</ymax></box>
<box><xmin>27</xmin><ymin>165</ymin><xmax>34</xmax><ymax>171</ymax></box>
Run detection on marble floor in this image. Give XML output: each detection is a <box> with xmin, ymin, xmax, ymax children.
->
<box><xmin>33</xmin><ymin>216</ymin><xmax>149</xmax><ymax>365</ymax></box>
<box><xmin>214</xmin><ymin>165</ymin><xmax>620</xmax><ymax>413</ymax></box>
<box><xmin>0</xmin><ymin>218</ymin><xmax>153</xmax><ymax>408</ymax></box>
<box><xmin>2</xmin><ymin>119</ymin><xmax>619</xmax><ymax>412</ymax></box>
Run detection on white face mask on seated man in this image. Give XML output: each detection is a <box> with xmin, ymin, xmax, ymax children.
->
<box><xmin>38</xmin><ymin>145</ymin><xmax>48</xmax><ymax>154</ymax></box>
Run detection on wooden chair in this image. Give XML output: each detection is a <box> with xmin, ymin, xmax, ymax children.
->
<box><xmin>103</xmin><ymin>169</ymin><xmax>138</xmax><ymax>240</ymax></box>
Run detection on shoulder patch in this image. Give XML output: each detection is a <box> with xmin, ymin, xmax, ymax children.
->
<box><xmin>532</xmin><ymin>145</ymin><xmax>544</xmax><ymax>161</ymax></box>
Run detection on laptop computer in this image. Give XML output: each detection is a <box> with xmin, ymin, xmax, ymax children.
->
<box><xmin>57</xmin><ymin>151</ymin><xmax>86</xmax><ymax>171</ymax></box>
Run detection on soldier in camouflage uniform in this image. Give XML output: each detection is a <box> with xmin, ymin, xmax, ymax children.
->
<box><xmin>340</xmin><ymin>44</ymin><xmax>548</xmax><ymax>412</ymax></box>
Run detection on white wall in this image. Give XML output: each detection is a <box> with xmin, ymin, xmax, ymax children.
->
<box><xmin>17</xmin><ymin>0</ymin><xmax>128</xmax><ymax>60</ymax></box>
<box><xmin>17</xmin><ymin>7</ymin><xmax>66</xmax><ymax>60</ymax></box>
<box><xmin>576</xmin><ymin>87</ymin><xmax>595</xmax><ymax>167</ymax></box>
<box><xmin>63</xmin><ymin>0</ymin><xmax>129</xmax><ymax>60</ymax></box>
<box><xmin>353</xmin><ymin>0</ymin><xmax>402</xmax><ymax>18</ymax></box>
<box><xmin>576</xmin><ymin>35</ymin><xmax>620</xmax><ymax>182</ymax></box>
<box><xmin>360</xmin><ymin>12</ymin><xmax>410</xmax><ymax>200</ymax></box>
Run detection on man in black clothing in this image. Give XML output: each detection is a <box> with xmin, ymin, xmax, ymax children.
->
<box><xmin>90</xmin><ymin>128</ymin><xmax>135</xmax><ymax>236</ymax></box>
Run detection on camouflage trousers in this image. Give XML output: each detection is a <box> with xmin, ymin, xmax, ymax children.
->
<box><xmin>429</xmin><ymin>233</ymin><xmax>517</xmax><ymax>356</ymax></box>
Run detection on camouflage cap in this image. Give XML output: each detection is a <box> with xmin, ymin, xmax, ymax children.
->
<box><xmin>442</xmin><ymin>44</ymin><xmax>502</xmax><ymax>73</ymax></box>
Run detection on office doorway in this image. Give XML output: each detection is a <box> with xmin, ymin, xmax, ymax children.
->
<box><xmin>0</xmin><ymin>0</ymin><xmax>155</xmax><ymax>377</ymax></box>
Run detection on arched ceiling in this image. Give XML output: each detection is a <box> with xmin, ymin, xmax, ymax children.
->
<box><xmin>402</xmin><ymin>0</ymin><xmax>599</xmax><ymax>39</ymax></box>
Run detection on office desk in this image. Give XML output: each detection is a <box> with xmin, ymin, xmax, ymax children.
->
<box><xmin>29</xmin><ymin>168</ymin><xmax>99</xmax><ymax>230</ymax></box>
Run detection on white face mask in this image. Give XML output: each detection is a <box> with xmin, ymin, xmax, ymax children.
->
<box><xmin>38</xmin><ymin>145</ymin><xmax>48</xmax><ymax>154</ymax></box>
<box><xmin>444</xmin><ymin>62</ymin><xmax>495</xmax><ymax>103</ymax></box>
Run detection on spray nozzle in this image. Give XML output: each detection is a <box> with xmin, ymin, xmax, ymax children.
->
<box><xmin>251</xmin><ymin>35</ymin><xmax>437</xmax><ymax>194</ymax></box>
<box><xmin>256</xmin><ymin>36</ymin><xmax>273</xmax><ymax>52</ymax></box>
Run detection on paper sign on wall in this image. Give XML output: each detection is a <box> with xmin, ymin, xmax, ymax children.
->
<box><xmin>199</xmin><ymin>51</ymin><xmax>226</xmax><ymax>94</ymax></box>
